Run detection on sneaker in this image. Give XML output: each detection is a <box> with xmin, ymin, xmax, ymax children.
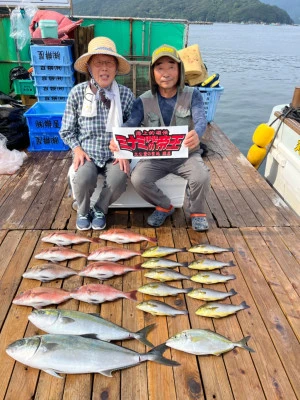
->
<box><xmin>91</xmin><ymin>207</ymin><xmax>106</xmax><ymax>230</ymax></box>
<box><xmin>191</xmin><ymin>214</ymin><xmax>209</xmax><ymax>232</ymax></box>
<box><xmin>147</xmin><ymin>206</ymin><xmax>175</xmax><ymax>227</ymax></box>
<box><xmin>76</xmin><ymin>213</ymin><xmax>92</xmax><ymax>231</ymax></box>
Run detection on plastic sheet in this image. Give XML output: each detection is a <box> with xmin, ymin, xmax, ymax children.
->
<box><xmin>9</xmin><ymin>2</ymin><xmax>38</xmax><ymax>50</ymax></box>
<box><xmin>0</xmin><ymin>134</ymin><xmax>27</xmax><ymax>175</ymax></box>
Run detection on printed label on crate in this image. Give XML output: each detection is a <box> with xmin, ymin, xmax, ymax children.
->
<box><xmin>33</xmin><ymin>64</ymin><xmax>74</xmax><ymax>76</ymax></box>
<box><xmin>34</xmin><ymin>135</ymin><xmax>61</xmax><ymax>146</ymax></box>
<box><xmin>113</xmin><ymin>126</ymin><xmax>188</xmax><ymax>159</ymax></box>
<box><xmin>32</xmin><ymin>118</ymin><xmax>61</xmax><ymax>130</ymax></box>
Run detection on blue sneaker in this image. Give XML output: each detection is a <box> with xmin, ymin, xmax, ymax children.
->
<box><xmin>91</xmin><ymin>207</ymin><xmax>106</xmax><ymax>230</ymax></box>
<box><xmin>147</xmin><ymin>206</ymin><xmax>175</xmax><ymax>227</ymax></box>
<box><xmin>76</xmin><ymin>213</ymin><xmax>92</xmax><ymax>231</ymax></box>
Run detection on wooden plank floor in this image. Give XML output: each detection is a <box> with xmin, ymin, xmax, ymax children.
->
<box><xmin>0</xmin><ymin>123</ymin><xmax>299</xmax><ymax>400</ymax></box>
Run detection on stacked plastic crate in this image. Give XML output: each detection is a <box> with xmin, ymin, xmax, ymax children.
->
<box><xmin>24</xmin><ymin>44</ymin><xmax>75</xmax><ymax>151</ymax></box>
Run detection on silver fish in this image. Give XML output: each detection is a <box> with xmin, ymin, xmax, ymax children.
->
<box><xmin>188</xmin><ymin>259</ymin><xmax>235</xmax><ymax>270</ymax></box>
<box><xmin>42</xmin><ymin>232</ymin><xmax>101</xmax><ymax>246</ymax></box>
<box><xmin>191</xmin><ymin>271</ymin><xmax>236</xmax><ymax>284</ymax></box>
<box><xmin>138</xmin><ymin>282</ymin><xmax>192</xmax><ymax>297</ymax></box>
<box><xmin>99</xmin><ymin>228</ymin><xmax>157</xmax><ymax>244</ymax></box>
<box><xmin>12</xmin><ymin>287</ymin><xmax>71</xmax><ymax>309</ymax></box>
<box><xmin>70</xmin><ymin>284</ymin><xmax>137</xmax><ymax>304</ymax></box>
<box><xmin>35</xmin><ymin>247</ymin><xmax>87</xmax><ymax>262</ymax></box>
<box><xmin>141</xmin><ymin>246</ymin><xmax>186</xmax><ymax>258</ymax></box>
<box><xmin>78</xmin><ymin>261</ymin><xmax>143</xmax><ymax>280</ymax></box>
<box><xmin>137</xmin><ymin>300</ymin><xmax>188</xmax><ymax>316</ymax></box>
<box><xmin>28</xmin><ymin>309</ymin><xmax>155</xmax><ymax>347</ymax></box>
<box><xmin>141</xmin><ymin>258</ymin><xmax>188</xmax><ymax>269</ymax></box>
<box><xmin>88</xmin><ymin>247</ymin><xmax>141</xmax><ymax>262</ymax></box>
<box><xmin>188</xmin><ymin>288</ymin><xmax>237</xmax><ymax>301</ymax></box>
<box><xmin>196</xmin><ymin>301</ymin><xmax>250</xmax><ymax>318</ymax></box>
<box><xmin>6</xmin><ymin>334</ymin><xmax>179</xmax><ymax>378</ymax></box>
<box><xmin>166</xmin><ymin>329</ymin><xmax>254</xmax><ymax>356</ymax></box>
<box><xmin>188</xmin><ymin>244</ymin><xmax>234</xmax><ymax>254</ymax></box>
<box><xmin>144</xmin><ymin>268</ymin><xmax>191</xmax><ymax>282</ymax></box>
<box><xmin>22</xmin><ymin>264</ymin><xmax>77</xmax><ymax>282</ymax></box>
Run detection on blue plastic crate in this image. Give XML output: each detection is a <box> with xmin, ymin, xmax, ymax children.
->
<box><xmin>33</xmin><ymin>74</ymin><xmax>75</xmax><ymax>87</ymax></box>
<box><xmin>30</xmin><ymin>44</ymin><xmax>73</xmax><ymax>66</ymax></box>
<box><xmin>24</xmin><ymin>102</ymin><xmax>69</xmax><ymax>151</ymax></box>
<box><xmin>196</xmin><ymin>86</ymin><xmax>224</xmax><ymax>122</ymax></box>
<box><xmin>32</xmin><ymin>63</ymin><xmax>74</xmax><ymax>76</ymax></box>
<box><xmin>35</xmin><ymin>85</ymin><xmax>73</xmax><ymax>97</ymax></box>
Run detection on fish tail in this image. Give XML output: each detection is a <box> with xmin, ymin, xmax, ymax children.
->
<box><xmin>133</xmin><ymin>263</ymin><xmax>144</xmax><ymax>270</ymax></box>
<box><xmin>180</xmin><ymin>262</ymin><xmax>189</xmax><ymax>268</ymax></box>
<box><xmin>227</xmin><ymin>247</ymin><xmax>234</xmax><ymax>252</ymax></box>
<box><xmin>185</xmin><ymin>287</ymin><xmax>193</xmax><ymax>293</ymax></box>
<box><xmin>147</xmin><ymin>237</ymin><xmax>158</xmax><ymax>244</ymax></box>
<box><xmin>237</xmin><ymin>336</ymin><xmax>255</xmax><ymax>353</ymax></box>
<box><xmin>241</xmin><ymin>301</ymin><xmax>250</xmax><ymax>310</ymax></box>
<box><xmin>91</xmin><ymin>238</ymin><xmax>102</xmax><ymax>244</ymax></box>
<box><xmin>146</xmin><ymin>343</ymin><xmax>180</xmax><ymax>366</ymax></box>
<box><xmin>136</xmin><ymin>323</ymin><xmax>156</xmax><ymax>347</ymax></box>
<box><xmin>126</xmin><ymin>290</ymin><xmax>138</xmax><ymax>301</ymax></box>
<box><xmin>228</xmin><ymin>261</ymin><xmax>235</xmax><ymax>266</ymax></box>
<box><xmin>229</xmin><ymin>289</ymin><xmax>238</xmax><ymax>296</ymax></box>
<box><xmin>180</xmin><ymin>248</ymin><xmax>187</xmax><ymax>252</ymax></box>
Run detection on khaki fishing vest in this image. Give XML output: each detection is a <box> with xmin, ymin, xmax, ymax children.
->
<box><xmin>140</xmin><ymin>86</ymin><xmax>194</xmax><ymax>130</ymax></box>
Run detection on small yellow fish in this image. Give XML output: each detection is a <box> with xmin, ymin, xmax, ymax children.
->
<box><xmin>137</xmin><ymin>300</ymin><xmax>188</xmax><ymax>316</ymax></box>
<box><xmin>138</xmin><ymin>282</ymin><xmax>192</xmax><ymax>297</ymax></box>
<box><xmin>196</xmin><ymin>301</ymin><xmax>250</xmax><ymax>318</ymax></box>
<box><xmin>188</xmin><ymin>244</ymin><xmax>234</xmax><ymax>254</ymax></box>
<box><xmin>191</xmin><ymin>271</ymin><xmax>236</xmax><ymax>284</ymax></box>
<box><xmin>141</xmin><ymin>258</ymin><xmax>188</xmax><ymax>269</ymax></box>
<box><xmin>144</xmin><ymin>268</ymin><xmax>191</xmax><ymax>282</ymax></box>
<box><xmin>188</xmin><ymin>259</ymin><xmax>235</xmax><ymax>270</ymax></box>
<box><xmin>188</xmin><ymin>288</ymin><xmax>237</xmax><ymax>301</ymax></box>
<box><xmin>142</xmin><ymin>246</ymin><xmax>186</xmax><ymax>258</ymax></box>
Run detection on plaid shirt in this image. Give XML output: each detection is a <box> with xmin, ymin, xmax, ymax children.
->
<box><xmin>60</xmin><ymin>81</ymin><xmax>134</xmax><ymax>167</ymax></box>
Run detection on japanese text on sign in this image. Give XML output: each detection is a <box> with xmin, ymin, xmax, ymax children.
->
<box><xmin>113</xmin><ymin>126</ymin><xmax>188</xmax><ymax>159</ymax></box>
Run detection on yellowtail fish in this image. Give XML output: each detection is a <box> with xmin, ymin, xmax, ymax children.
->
<box><xmin>142</xmin><ymin>246</ymin><xmax>186</xmax><ymax>258</ymax></box>
<box><xmin>78</xmin><ymin>261</ymin><xmax>143</xmax><ymax>280</ymax></box>
<box><xmin>188</xmin><ymin>259</ymin><xmax>235</xmax><ymax>270</ymax></box>
<box><xmin>42</xmin><ymin>232</ymin><xmax>101</xmax><ymax>246</ymax></box>
<box><xmin>196</xmin><ymin>301</ymin><xmax>250</xmax><ymax>318</ymax></box>
<box><xmin>188</xmin><ymin>244</ymin><xmax>234</xmax><ymax>254</ymax></box>
<box><xmin>141</xmin><ymin>258</ymin><xmax>188</xmax><ymax>269</ymax></box>
<box><xmin>22</xmin><ymin>263</ymin><xmax>77</xmax><ymax>282</ymax></box>
<box><xmin>137</xmin><ymin>300</ymin><xmax>188</xmax><ymax>316</ymax></box>
<box><xmin>88</xmin><ymin>247</ymin><xmax>141</xmax><ymax>262</ymax></box>
<box><xmin>35</xmin><ymin>247</ymin><xmax>87</xmax><ymax>262</ymax></box>
<box><xmin>188</xmin><ymin>288</ymin><xmax>237</xmax><ymax>301</ymax></box>
<box><xmin>29</xmin><ymin>309</ymin><xmax>156</xmax><ymax>347</ymax></box>
<box><xmin>99</xmin><ymin>228</ymin><xmax>157</xmax><ymax>244</ymax></box>
<box><xmin>166</xmin><ymin>329</ymin><xmax>254</xmax><ymax>356</ymax></box>
<box><xmin>144</xmin><ymin>268</ymin><xmax>191</xmax><ymax>282</ymax></box>
<box><xmin>70</xmin><ymin>284</ymin><xmax>138</xmax><ymax>304</ymax></box>
<box><xmin>138</xmin><ymin>282</ymin><xmax>192</xmax><ymax>297</ymax></box>
<box><xmin>12</xmin><ymin>287</ymin><xmax>71</xmax><ymax>309</ymax></box>
<box><xmin>6</xmin><ymin>335</ymin><xmax>179</xmax><ymax>378</ymax></box>
<box><xmin>191</xmin><ymin>271</ymin><xmax>236</xmax><ymax>284</ymax></box>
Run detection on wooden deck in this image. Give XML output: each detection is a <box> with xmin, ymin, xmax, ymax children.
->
<box><xmin>0</xmin><ymin>123</ymin><xmax>299</xmax><ymax>400</ymax></box>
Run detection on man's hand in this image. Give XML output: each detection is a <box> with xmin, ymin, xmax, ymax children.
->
<box><xmin>183</xmin><ymin>129</ymin><xmax>200</xmax><ymax>149</ymax></box>
<box><xmin>109</xmin><ymin>139</ymin><xmax>119</xmax><ymax>153</ymax></box>
<box><xmin>73</xmin><ymin>146</ymin><xmax>91</xmax><ymax>171</ymax></box>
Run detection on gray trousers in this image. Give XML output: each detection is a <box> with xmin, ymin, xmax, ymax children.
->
<box><xmin>71</xmin><ymin>160</ymin><xmax>127</xmax><ymax>215</ymax></box>
<box><xmin>131</xmin><ymin>150</ymin><xmax>210</xmax><ymax>214</ymax></box>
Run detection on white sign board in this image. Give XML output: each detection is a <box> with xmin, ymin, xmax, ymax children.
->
<box><xmin>0</xmin><ymin>0</ymin><xmax>70</xmax><ymax>6</ymax></box>
<box><xmin>113</xmin><ymin>126</ymin><xmax>188</xmax><ymax>159</ymax></box>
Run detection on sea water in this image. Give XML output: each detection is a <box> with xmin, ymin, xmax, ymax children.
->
<box><xmin>189</xmin><ymin>23</ymin><xmax>300</xmax><ymax>159</ymax></box>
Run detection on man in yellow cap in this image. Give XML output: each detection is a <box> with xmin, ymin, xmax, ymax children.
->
<box><xmin>60</xmin><ymin>37</ymin><xmax>134</xmax><ymax>230</ymax></box>
<box><xmin>111</xmin><ymin>44</ymin><xmax>210</xmax><ymax>231</ymax></box>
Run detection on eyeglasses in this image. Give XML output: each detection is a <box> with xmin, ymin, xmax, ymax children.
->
<box><xmin>91</xmin><ymin>59</ymin><xmax>116</xmax><ymax>68</ymax></box>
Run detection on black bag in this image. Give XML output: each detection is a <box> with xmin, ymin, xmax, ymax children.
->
<box><xmin>9</xmin><ymin>66</ymin><xmax>30</xmax><ymax>90</ymax></box>
<box><xmin>0</xmin><ymin>91</ymin><xmax>30</xmax><ymax>150</ymax></box>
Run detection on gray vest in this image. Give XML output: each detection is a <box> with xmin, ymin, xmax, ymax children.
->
<box><xmin>140</xmin><ymin>86</ymin><xmax>194</xmax><ymax>130</ymax></box>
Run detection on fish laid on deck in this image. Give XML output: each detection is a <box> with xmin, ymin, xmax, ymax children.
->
<box><xmin>138</xmin><ymin>282</ymin><xmax>193</xmax><ymax>297</ymax></box>
<box><xmin>12</xmin><ymin>287</ymin><xmax>71</xmax><ymax>309</ymax></box>
<box><xmin>188</xmin><ymin>244</ymin><xmax>234</xmax><ymax>254</ymax></box>
<box><xmin>42</xmin><ymin>232</ymin><xmax>101</xmax><ymax>246</ymax></box>
<box><xmin>188</xmin><ymin>259</ymin><xmax>235</xmax><ymax>270</ymax></box>
<box><xmin>88</xmin><ymin>247</ymin><xmax>141</xmax><ymax>262</ymax></box>
<box><xmin>137</xmin><ymin>300</ymin><xmax>188</xmax><ymax>316</ymax></box>
<box><xmin>195</xmin><ymin>301</ymin><xmax>250</xmax><ymax>318</ymax></box>
<box><xmin>28</xmin><ymin>309</ymin><xmax>155</xmax><ymax>347</ymax></box>
<box><xmin>35</xmin><ymin>247</ymin><xmax>87</xmax><ymax>262</ymax></box>
<box><xmin>187</xmin><ymin>288</ymin><xmax>237</xmax><ymax>301</ymax></box>
<box><xmin>141</xmin><ymin>258</ymin><xmax>188</xmax><ymax>269</ymax></box>
<box><xmin>191</xmin><ymin>271</ymin><xmax>236</xmax><ymax>284</ymax></box>
<box><xmin>166</xmin><ymin>329</ymin><xmax>254</xmax><ymax>356</ymax></box>
<box><xmin>78</xmin><ymin>261</ymin><xmax>143</xmax><ymax>280</ymax></box>
<box><xmin>144</xmin><ymin>268</ymin><xmax>192</xmax><ymax>282</ymax></box>
<box><xmin>142</xmin><ymin>246</ymin><xmax>186</xmax><ymax>258</ymax></box>
<box><xmin>99</xmin><ymin>228</ymin><xmax>157</xmax><ymax>244</ymax></box>
<box><xmin>22</xmin><ymin>264</ymin><xmax>77</xmax><ymax>282</ymax></box>
<box><xmin>6</xmin><ymin>335</ymin><xmax>179</xmax><ymax>378</ymax></box>
<box><xmin>70</xmin><ymin>284</ymin><xmax>138</xmax><ymax>304</ymax></box>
